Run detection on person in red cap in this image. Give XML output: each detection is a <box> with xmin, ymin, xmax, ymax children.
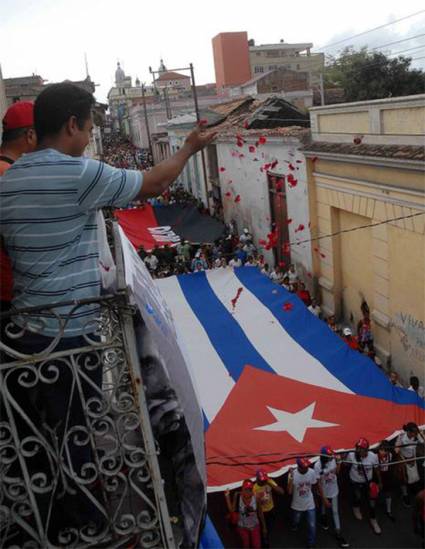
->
<box><xmin>288</xmin><ymin>457</ymin><xmax>329</xmax><ymax>549</ymax></box>
<box><xmin>346</xmin><ymin>437</ymin><xmax>382</xmax><ymax>534</ymax></box>
<box><xmin>224</xmin><ymin>479</ymin><xmax>266</xmax><ymax>548</ymax></box>
<box><xmin>0</xmin><ymin>101</ymin><xmax>36</xmax><ymax>314</ymax></box>
<box><xmin>253</xmin><ymin>469</ymin><xmax>284</xmax><ymax>546</ymax></box>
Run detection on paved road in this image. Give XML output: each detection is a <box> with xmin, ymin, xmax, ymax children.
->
<box><xmin>208</xmin><ymin>482</ymin><xmax>422</xmax><ymax>548</ymax></box>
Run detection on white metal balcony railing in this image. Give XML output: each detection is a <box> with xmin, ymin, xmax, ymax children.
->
<box><xmin>0</xmin><ymin>222</ymin><xmax>176</xmax><ymax>548</ymax></box>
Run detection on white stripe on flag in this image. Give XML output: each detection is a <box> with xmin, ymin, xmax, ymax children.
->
<box><xmin>205</xmin><ymin>268</ymin><xmax>353</xmax><ymax>394</ymax></box>
<box><xmin>157</xmin><ymin>276</ymin><xmax>235</xmax><ymax>422</ymax></box>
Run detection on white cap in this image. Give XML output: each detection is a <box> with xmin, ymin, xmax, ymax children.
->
<box><xmin>244</xmin><ymin>228</ymin><xmax>249</xmax><ymax>233</ymax></box>
<box><xmin>343</xmin><ymin>327</ymin><xmax>352</xmax><ymax>336</ymax></box>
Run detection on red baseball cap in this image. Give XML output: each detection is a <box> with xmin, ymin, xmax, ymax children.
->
<box><xmin>2</xmin><ymin>101</ymin><xmax>34</xmax><ymax>132</ymax></box>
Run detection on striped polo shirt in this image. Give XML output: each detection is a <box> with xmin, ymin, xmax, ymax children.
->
<box><xmin>0</xmin><ymin>148</ymin><xmax>142</xmax><ymax>337</ymax></box>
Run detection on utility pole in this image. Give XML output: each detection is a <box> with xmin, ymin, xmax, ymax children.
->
<box><xmin>190</xmin><ymin>63</ymin><xmax>210</xmax><ymax>212</ymax></box>
<box><xmin>319</xmin><ymin>73</ymin><xmax>325</xmax><ymax>106</ymax></box>
<box><xmin>141</xmin><ymin>84</ymin><xmax>153</xmax><ymax>162</ymax></box>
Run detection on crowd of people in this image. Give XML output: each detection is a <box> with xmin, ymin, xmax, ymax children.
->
<box><xmin>102</xmin><ymin>134</ymin><xmax>152</xmax><ymax>170</ymax></box>
<box><xmin>223</xmin><ymin>424</ymin><xmax>425</xmax><ymax>548</ymax></box>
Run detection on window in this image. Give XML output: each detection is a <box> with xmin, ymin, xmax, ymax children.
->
<box><xmin>254</xmin><ymin>66</ymin><xmax>264</xmax><ymax>73</ymax></box>
<box><xmin>266</xmin><ymin>50</ymin><xmax>280</xmax><ymax>57</ymax></box>
<box><xmin>256</xmin><ymin>52</ymin><xmax>262</xmax><ymax>56</ymax></box>
<box><xmin>296</xmin><ymin>64</ymin><xmax>300</xmax><ymax>70</ymax></box>
<box><xmin>268</xmin><ymin>65</ymin><xmax>278</xmax><ymax>70</ymax></box>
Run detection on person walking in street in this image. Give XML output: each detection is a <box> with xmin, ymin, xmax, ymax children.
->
<box><xmin>288</xmin><ymin>457</ymin><xmax>329</xmax><ymax>549</ymax></box>
<box><xmin>346</xmin><ymin>438</ymin><xmax>383</xmax><ymax>534</ymax></box>
<box><xmin>395</xmin><ymin>422</ymin><xmax>422</xmax><ymax>507</ymax></box>
<box><xmin>314</xmin><ymin>446</ymin><xmax>349</xmax><ymax>547</ymax></box>
<box><xmin>253</xmin><ymin>469</ymin><xmax>284</xmax><ymax>547</ymax></box>
<box><xmin>224</xmin><ymin>480</ymin><xmax>266</xmax><ymax>548</ymax></box>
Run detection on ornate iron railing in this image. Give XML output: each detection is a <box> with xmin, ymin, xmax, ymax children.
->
<box><xmin>0</xmin><ymin>223</ymin><xmax>176</xmax><ymax>548</ymax></box>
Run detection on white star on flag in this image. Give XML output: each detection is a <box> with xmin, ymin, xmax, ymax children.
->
<box><xmin>253</xmin><ymin>402</ymin><xmax>339</xmax><ymax>443</ymax></box>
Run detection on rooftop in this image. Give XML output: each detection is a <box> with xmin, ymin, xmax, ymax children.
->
<box><xmin>249</xmin><ymin>42</ymin><xmax>312</xmax><ymax>51</ymax></box>
<box><xmin>303</xmin><ymin>141</ymin><xmax>424</xmax><ymax>161</ymax></box>
<box><xmin>156</xmin><ymin>71</ymin><xmax>190</xmax><ymax>82</ymax></box>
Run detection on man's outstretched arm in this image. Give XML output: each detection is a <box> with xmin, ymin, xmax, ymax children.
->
<box><xmin>138</xmin><ymin>125</ymin><xmax>217</xmax><ymax>199</ymax></box>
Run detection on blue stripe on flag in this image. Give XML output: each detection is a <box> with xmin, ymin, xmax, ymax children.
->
<box><xmin>177</xmin><ymin>272</ymin><xmax>274</xmax><ymax>381</ymax></box>
<box><xmin>200</xmin><ymin>514</ymin><xmax>224</xmax><ymax>549</ymax></box>
<box><xmin>234</xmin><ymin>267</ymin><xmax>424</xmax><ymax>408</ymax></box>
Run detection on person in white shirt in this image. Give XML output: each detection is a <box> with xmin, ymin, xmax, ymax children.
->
<box><xmin>269</xmin><ymin>267</ymin><xmax>283</xmax><ymax>283</ymax></box>
<box><xmin>395</xmin><ymin>422</ymin><xmax>422</xmax><ymax>507</ymax></box>
<box><xmin>239</xmin><ymin>228</ymin><xmax>252</xmax><ymax>245</ymax></box>
<box><xmin>144</xmin><ymin>252</ymin><xmax>158</xmax><ymax>273</ymax></box>
<box><xmin>244</xmin><ymin>256</ymin><xmax>257</xmax><ymax>267</ymax></box>
<box><xmin>346</xmin><ymin>438</ymin><xmax>382</xmax><ymax>534</ymax></box>
<box><xmin>281</xmin><ymin>276</ymin><xmax>291</xmax><ymax>291</ymax></box>
<box><xmin>285</xmin><ymin>264</ymin><xmax>298</xmax><ymax>284</ymax></box>
<box><xmin>314</xmin><ymin>447</ymin><xmax>349</xmax><ymax>548</ymax></box>
<box><xmin>261</xmin><ymin>263</ymin><xmax>270</xmax><ymax>277</ymax></box>
<box><xmin>229</xmin><ymin>256</ymin><xmax>242</xmax><ymax>268</ymax></box>
<box><xmin>243</xmin><ymin>241</ymin><xmax>256</xmax><ymax>256</ymax></box>
<box><xmin>288</xmin><ymin>458</ymin><xmax>328</xmax><ymax>549</ymax></box>
<box><xmin>408</xmin><ymin>376</ymin><xmax>425</xmax><ymax>398</ymax></box>
<box><xmin>308</xmin><ymin>298</ymin><xmax>322</xmax><ymax>318</ymax></box>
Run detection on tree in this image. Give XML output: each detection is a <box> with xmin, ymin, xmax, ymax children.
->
<box><xmin>324</xmin><ymin>47</ymin><xmax>425</xmax><ymax>102</ymax></box>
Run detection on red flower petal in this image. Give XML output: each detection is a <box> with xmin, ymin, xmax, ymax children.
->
<box><xmin>287</xmin><ymin>173</ymin><xmax>298</xmax><ymax>187</ymax></box>
<box><xmin>236</xmin><ymin>139</ymin><xmax>244</xmax><ymax>147</ymax></box>
<box><xmin>296</xmin><ymin>223</ymin><xmax>305</xmax><ymax>232</ymax></box>
<box><xmin>282</xmin><ymin>302</ymin><xmax>293</xmax><ymax>312</ymax></box>
<box><xmin>225</xmin><ymin>191</ymin><xmax>232</xmax><ymax>198</ymax></box>
<box><xmin>296</xmin><ymin>160</ymin><xmax>302</xmax><ymax>163</ymax></box>
<box><xmin>278</xmin><ymin>261</ymin><xmax>286</xmax><ymax>268</ymax></box>
<box><xmin>271</xmin><ymin>160</ymin><xmax>278</xmax><ymax>169</ymax></box>
<box><xmin>288</xmin><ymin>163</ymin><xmax>295</xmax><ymax>171</ymax></box>
<box><xmin>258</xmin><ymin>136</ymin><xmax>267</xmax><ymax>145</ymax></box>
<box><xmin>244</xmin><ymin>120</ymin><xmax>249</xmax><ymax>129</ymax></box>
<box><xmin>219</xmin><ymin>167</ymin><xmax>226</xmax><ymax>172</ymax></box>
<box><xmin>259</xmin><ymin>239</ymin><xmax>267</xmax><ymax>246</ymax></box>
<box><xmin>286</xmin><ymin>218</ymin><xmax>292</xmax><ymax>224</ymax></box>
<box><xmin>249</xmin><ymin>145</ymin><xmax>256</xmax><ymax>153</ymax></box>
<box><xmin>234</xmin><ymin>195</ymin><xmax>241</xmax><ymax>203</ymax></box>
<box><xmin>263</xmin><ymin>163</ymin><xmax>271</xmax><ymax>170</ymax></box>
<box><xmin>199</xmin><ymin>119</ymin><xmax>208</xmax><ymax>126</ymax></box>
<box><xmin>239</xmin><ymin>153</ymin><xmax>245</xmax><ymax>158</ymax></box>
<box><xmin>320</xmin><ymin>252</ymin><xmax>326</xmax><ymax>258</ymax></box>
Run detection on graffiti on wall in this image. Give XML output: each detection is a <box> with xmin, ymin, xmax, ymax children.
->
<box><xmin>391</xmin><ymin>312</ymin><xmax>425</xmax><ymax>363</ymax></box>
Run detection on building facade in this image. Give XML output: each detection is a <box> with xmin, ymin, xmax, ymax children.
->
<box><xmin>4</xmin><ymin>74</ymin><xmax>44</xmax><ymax>105</ymax></box>
<box><xmin>249</xmin><ymin>40</ymin><xmax>324</xmax><ymax>88</ymax></box>
<box><xmin>304</xmin><ymin>94</ymin><xmax>425</xmax><ymax>382</ymax></box>
<box><xmin>212</xmin><ymin>32</ymin><xmax>252</xmax><ymax>92</ymax></box>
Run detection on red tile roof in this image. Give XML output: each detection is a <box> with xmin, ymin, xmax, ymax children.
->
<box><xmin>303</xmin><ymin>141</ymin><xmax>425</xmax><ymax>161</ymax></box>
<box><xmin>156</xmin><ymin>71</ymin><xmax>190</xmax><ymax>82</ymax></box>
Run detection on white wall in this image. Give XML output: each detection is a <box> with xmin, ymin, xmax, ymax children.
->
<box><xmin>216</xmin><ymin>136</ymin><xmax>312</xmax><ymax>274</ymax></box>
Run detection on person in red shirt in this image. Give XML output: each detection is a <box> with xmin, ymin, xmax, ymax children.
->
<box><xmin>297</xmin><ymin>281</ymin><xmax>312</xmax><ymax>307</ymax></box>
<box><xmin>342</xmin><ymin>327</ymin><xmax>360</xmax><ymax>351</ymax></box>
<box><xmin>0</xmin><ymin>101</ymin><xmax>36</xmax><ymax>313</ymax></box>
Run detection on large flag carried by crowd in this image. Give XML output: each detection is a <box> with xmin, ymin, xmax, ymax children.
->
<box><xmin>156</xmin><ymin>267</ymin><xmax>424</xmax><ymax>490</ymax></box>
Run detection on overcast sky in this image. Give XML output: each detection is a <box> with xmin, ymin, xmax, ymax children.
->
<box><xmin>1</xmin><ymin>0</ymin><xmax>424</xmax><ymax>102</ymax></box>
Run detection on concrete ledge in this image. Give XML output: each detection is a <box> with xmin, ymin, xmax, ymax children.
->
<box><xmin>371</xmin><ymin>309</ymin><xmax>391</xmax><ymax>330</ymax></box>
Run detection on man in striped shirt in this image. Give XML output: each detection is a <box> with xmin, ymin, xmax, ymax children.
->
<box><xmin>0</xmin><ymin>83</ymin><xmax>216</xmax><ymax>539</ymax></box>
<box><xmin>1</xmin><ymin>83</ymin><xmax>215</xmax><ymax>337</ymax></box>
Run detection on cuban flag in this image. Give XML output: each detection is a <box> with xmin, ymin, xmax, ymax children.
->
<box><xmin>157</xmin><ymin>267</ymin><xmax>424</xmax><ymax>491</ymax></box>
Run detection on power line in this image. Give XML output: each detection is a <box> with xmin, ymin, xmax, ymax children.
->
<box><xmin>386</xmin><ymin>44</ymin><xmax>425</xmax><ymax>56</ymax></box>
<box><xmin>314</xmin><ymin>10</ymin><xmax>425</xmax><ymax>51</ymax></box>
<box><xmin>370</xmin><ymin>33</ymin><xmax>425</xmax><ymax>51</ymax></box>
<box><xmin>289</xmin><ymin>211</ymin><xmax>425</xmax><ymax>249</ymax></box>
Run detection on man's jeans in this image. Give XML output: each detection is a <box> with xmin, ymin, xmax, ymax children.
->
<box><xmin>292</xmin><ymin>508</ymin><xmax>316</xmax><ymax>546</ymax></box>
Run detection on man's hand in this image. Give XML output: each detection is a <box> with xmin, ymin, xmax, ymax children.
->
<box><xmin>183</xmin><ymin>125</ymin><xmax>218</xmax><ymax>155</ymax></box>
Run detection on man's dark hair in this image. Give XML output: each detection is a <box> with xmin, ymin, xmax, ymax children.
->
<box><xmin>34</xmin><ymin>83</ymin><xmax>95</xmax><ymax>142</ymax></box>
<box><xmin>1</xmin><ymin>127</ymin><xmax>29</xmax><ymax>144</ymax></box>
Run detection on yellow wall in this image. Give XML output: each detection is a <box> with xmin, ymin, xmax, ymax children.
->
<box><xmin>381</xmin><ymin>106</ymin><xmax>425</xmax><ymax>135</ymax></box>
<box><xmin>318</xmin><ymin>112</ymin><xmax>369</xmax><ymax>134</ymax></box>
<box><xmin>309</xmin><ymin>157</ymin><xmax>425</xmax><ymax>382</ymax></box>
<box><xmin>388</xmin><ymin>226</ymin><xmax>425</xmax><ymax>380</ymax></box>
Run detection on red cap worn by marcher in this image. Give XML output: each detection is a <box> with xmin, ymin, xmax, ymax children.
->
<box><xmin>356</xmin><ymin>437</ymin><xmax>369</xmax><ymax>450</ymax></box>
<box><xmin>296</xmin><ymin>457</ymin><xmax>311</xmax><ymax>469</ymax></box>
<box><xmin>2</xmin><ymin>101</ymin><xmax>34</xmax><ymax>132</ymax></box>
